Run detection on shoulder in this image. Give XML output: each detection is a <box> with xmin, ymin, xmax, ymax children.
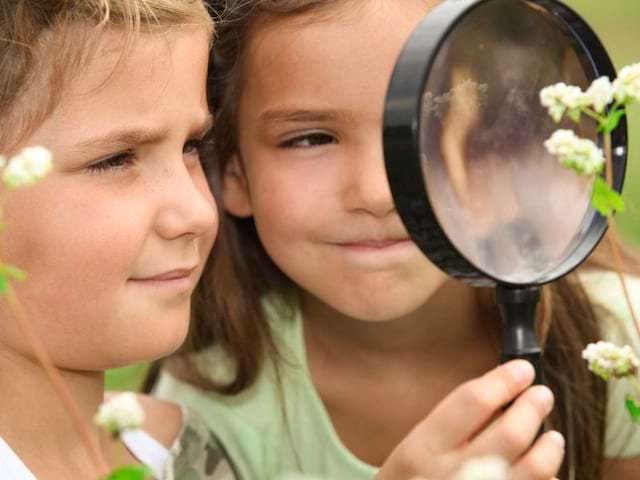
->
<box><xmin>578</xmin><ymin>269</ymin><xmax>640</xmax><ymax>342</ymax></box>
<box><xmin>138</xmin><ymin>394</ymin><xmax>184</xmax><ymax>449</ymax></box>
<box><xmin>104</xmin><ymin>393</ymin><xmax>240</xmax><ymax>478</ymax></box>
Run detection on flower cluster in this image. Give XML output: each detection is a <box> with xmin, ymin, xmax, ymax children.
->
<box><xmin>95</xmin><ymin>393</ymin><xmax>145</xmax><ymax>436</ymax></box>
<box><xmin>454</xmin><ymin>456</ymin><xmax>509</xmax><ymax>480</ymax></box>
<box><xmin>582</xmin><ymin>341</ymin><xmax>640</xmax><ymax>381</ymax></box>
<box><xmin>1</xmin><ymin>146</ymin><xmax>53</xmax><ymax>189</ymax></box>
<box><xmin>540</xmin><ymin>83</ymin><xmax>587</xmax><ymax>122</ymax></box>
<box><xmin>585</xmin><ymin>77</ymin><xmax>615</xmax><ymax>114</ymax></box>
<box><xmin>544</xmin><ymin>129</ymin><xmax>604</xmax><ymax>176</ymax></box>
<box><xmin>613</xmin><ymin>63</ymin><xmax>640</xmax><ymax>105</ymax></box>
<box><xmin>540</xmin><ymin>63</ymin><xmax>640</xmax><ymax>122</ymax></box>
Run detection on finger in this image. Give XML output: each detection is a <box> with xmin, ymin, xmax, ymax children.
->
<box><xmin>509</xmin><ymin>430</ymin><xmax>565</xmax><ymax>480</ymax></box>
<box><xmin>416</xmin><ymin>360</ymin><xmax>535</xmax><ymax>451</ymax></box>
<box><xmin>464</xmin><ymin>385</ymin><xmax>554</xmax><ymax>461</ymax></box>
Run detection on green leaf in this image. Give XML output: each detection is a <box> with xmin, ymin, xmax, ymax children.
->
<box><xmin>625</xmin><ymin>394</ymin><xmax>640</xmax><ymax>424</ymax></box>
<box><xmin>0</xmin><ymin>273</ymin><xmax>9</xmax><ymax>295</ymax></box>
<box><xmin>591</xmin><ymin>176</ymin><xmax>625</xmax><ymax>216</ymax></box>
<box><xmin>103</xmin><ymin>465</ymin><xmax>152</xmax><ymax>480</ymax></box>
<box><xmin>599</xmin><ymin>108</ymin><xmax>626</xmax><ymax>134</ymax></box>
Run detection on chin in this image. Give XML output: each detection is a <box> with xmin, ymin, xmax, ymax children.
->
<box><xmin>347</xmin><ymin>303</ymin><xmax>424</xmax><ymax>323</ymax></box>
<box><xmin>321</xmin><ymin>289</ymin><xmax>430</xmax><ymax>323</ymax></box>
<box><xmin>102</xmin><ymin>338</ymin><xmax>187</xmax><ymax>370</ymax></box>
<box><xmin>111</xmin><ymin>313</ymin><xmax>191</xmax><ymax>367</ymax></box>
<box><xmin>143</xmin><ymin>323</ymin><xmax>190</xmax><ymax>360</ymax></box>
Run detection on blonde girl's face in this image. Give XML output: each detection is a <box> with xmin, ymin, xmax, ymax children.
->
<box><xmin>0</xmin><ymin>28</ymin><xmax>218</xmax><ymax>369</ymax></box>
<box><xmin>224</xmin><ymin>0</ymin><xmax>447</xmax><ymax>322</ymax></box>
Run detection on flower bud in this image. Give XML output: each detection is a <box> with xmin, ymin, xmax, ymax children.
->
<box><xmin>95</xmin><ymin>393</ymin><xmax>145</xmax><ymax>436</ymax></box>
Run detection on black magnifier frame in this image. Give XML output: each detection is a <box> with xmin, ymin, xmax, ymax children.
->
<box><xmin>383</xmin><ymin>0</ymin><xmax>627</xmax><ymax>289</ymax></box>
<box><xmin>383</xmin><ymin>0</ymin><xmax>628</xmax><ymax>387</ymax></box>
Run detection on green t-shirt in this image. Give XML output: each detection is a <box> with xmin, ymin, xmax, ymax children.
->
<box><xmin>155</xmin><ymin>271</ymin><xmax>640</xmax><ymax>479</ymax></box>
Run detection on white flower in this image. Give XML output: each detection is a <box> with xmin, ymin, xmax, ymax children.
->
<box><xmin>454</xmin><ymin>456</ymin><xmax>509</xmax><ymax>480</ymax></box>
<box><xmin>3</xmin><ymin>146</ymin><xmax>53</xmax><ymax>189</ymax></box>
<box><xmin>95</xmin><ymin>393</ymin><xmax>145</xmax><ymax>435</ymax></box>
<box><xmin>540</xmin><ymin>82</ymin><xmax>587</xmax><ymax>122</ymax></box>
<box><xmin>584</xmin><ymin>76</ymin><xmax>615</xmax><ymax>113</ymax></box>
<box><xmin>613</xmin><ymin>63</ymin><xmax>640</xmax><ymax>104</ymax></box>
<box><xmin>544</xmin><ymin>129</ymin><xmax>604</xmax><ymax>176</ymax></box>
<box><xmin>582</xmin><ymin>341</ymin><xmax>639</xmax><ymax>381</ymax></box>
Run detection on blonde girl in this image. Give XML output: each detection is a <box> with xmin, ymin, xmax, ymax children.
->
<box><xmin>0</xmin><ymin>1</ymin><xmax>234</xmax><ymax>478</ymax></box>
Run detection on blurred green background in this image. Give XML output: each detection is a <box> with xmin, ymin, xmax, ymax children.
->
<box><xmin>106</xmin><ymin>0</ymin><xmax>640</xmax><ymax>392</ymax></box>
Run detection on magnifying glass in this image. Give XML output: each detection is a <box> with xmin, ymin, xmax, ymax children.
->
<box><xmin>383</xmin><ymin>0</ymin><xmax>627</xmax><ymax>385</ymax></box>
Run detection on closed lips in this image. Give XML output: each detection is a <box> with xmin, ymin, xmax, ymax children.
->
<box><xmin>130</xmin><ymin>267</ymin><xmax>197</xmax><ymax>281</ymax></box>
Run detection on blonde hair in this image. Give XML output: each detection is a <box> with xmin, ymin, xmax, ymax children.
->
<box><xmin>0</xmin><ymin>0</ymin><xmax>214</xmax><ymax>151</ymax></box>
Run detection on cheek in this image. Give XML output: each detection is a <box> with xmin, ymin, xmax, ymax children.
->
<box><xmin>0</xmin><ymin>184</ymin><xmax>146</xmax><ymax>362</ymax></box>
<box><xmin>248</xmin><ymin>160</ymin><xmax>334</xmax><ymax>239</ymax></box>
<box><xmin>4</xmin><ymin>186</ymin><xmax>140</xmax><ymax>287</ymax></box>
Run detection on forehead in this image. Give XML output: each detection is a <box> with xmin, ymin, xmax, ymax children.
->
<box><xmin>29</xmin><ymin>27</ymin><xmax>211</xmax><ymax>152</ymax></box>
<box><xmin>239</xmin><ymin>0</ymin><xmax>431</xmax><ymax>117</ymax></box>
<box><xmin>64</xmin><ymin>28</ymin><xmax>208</xmax><ymax>114</ymax></box>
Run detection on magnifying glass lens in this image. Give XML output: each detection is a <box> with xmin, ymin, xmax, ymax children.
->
<box><xmin>420</xmin><ymin>0</ymin><xmax>598</xmax><ymax>283</ymax></box>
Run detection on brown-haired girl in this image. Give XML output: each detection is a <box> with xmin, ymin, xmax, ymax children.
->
<box><xmin>0</xmin><ymin>1</ymin><xmax>235</xmax><ymax>478</ymax></box>
<box><xmin>153</xmin><ymin>1</ymin><xmax>640</xmax><ymax>479</ymax></box>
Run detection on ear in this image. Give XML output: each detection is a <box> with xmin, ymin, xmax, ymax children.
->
<box><xmin>223</xmin><ymin>154</ymin><xmax>253</xmax><ymax>218</ymax></box>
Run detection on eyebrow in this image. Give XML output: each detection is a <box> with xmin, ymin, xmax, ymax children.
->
<box><xmin>73</xmin><ymin>126</ymin><xmax>171</xmax><ymax>154</ymax></box>
<box><xmin>72</xmin><ymin>113</ymin><xmax>214</xmax><ymax>155</ymax></box>
<box><xmin>259</xmin><ymin>108</ymin><xmax>355</xmax><ymax>124</ymax></box>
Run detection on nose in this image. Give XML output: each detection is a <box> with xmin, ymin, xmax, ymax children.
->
<box><xmin>342</xmin><ymin>139</ymin><xmax>396</xmax><ymax>217</ymax></box>
<box><xmin>154</xmin><ymin>161</ymin><xmax>218</xmax><ymax>241</ymax></box>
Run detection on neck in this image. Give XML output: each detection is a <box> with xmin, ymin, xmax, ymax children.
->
<box><xmin>301</xmin><ymin>279</ymin><xmax>501</xmax><ymax>466</ymax></box>
<box><xmin>302</xmin><ymin>279</ymin><xmax>499</xmax><ymax>367</ymax></box>
<box><xmin>0</xmin><ymin>349</ymin><xmax>105</xmax><ymax>478</ymax></box>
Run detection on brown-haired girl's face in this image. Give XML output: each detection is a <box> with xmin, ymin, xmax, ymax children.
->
<box><xmin>223</xmin><ymin>0</ymin><xmax>446</xmax><ymax>322</ymax></box>
<box><xmin>0</xmin><ymin>28</ymin><xmax>218</xmax><ymax>369</ymax></box>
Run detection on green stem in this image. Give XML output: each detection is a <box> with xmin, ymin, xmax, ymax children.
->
<box><xmin>582</xmin><ymin>107</ymin><xmax>605</xmax><ymax>124</ymax></box>
<box><xmin>604</xmin><ymin>133</ymin><xmax>613</xmax><ymax>187</ymax></box>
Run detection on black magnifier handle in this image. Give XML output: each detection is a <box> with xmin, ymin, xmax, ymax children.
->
<box><xmin>496</xmin><ymin>286</ymin><xmax>545</xmax><ymax>436</ymax></box>
<box><xmin>495</xmin><ymin>285</ymin><xmax>543</xmax><ymax>386</ymax></box>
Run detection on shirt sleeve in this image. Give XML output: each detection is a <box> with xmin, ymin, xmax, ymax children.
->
<box><xmin>169</xmin><ymin>406</ymin><xmax>241</xmax><ymax>480</ymax></box>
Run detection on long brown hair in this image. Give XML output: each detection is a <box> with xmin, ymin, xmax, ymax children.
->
<box><xmin>158</xmin><ymin>2</ymin><xmax>640</xmax><ymax>479</ymax></box>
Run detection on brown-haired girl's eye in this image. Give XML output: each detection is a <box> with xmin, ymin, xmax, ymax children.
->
<box><xmin>87</xmin><ymin>151</ymin><xmax>136</xmax><ymax>175</ymax></box>
<box><xmin>280</xmin><ymin>132</ymin><xmax>337</xmax><ymax>149</ymax></box>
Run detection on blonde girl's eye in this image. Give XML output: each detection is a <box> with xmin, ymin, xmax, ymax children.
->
<box><xmin>183</xmin><ymin>138</ymin><xmax>208</xmax><ymax>169</ymax></box>
<box><xmin>183</xmin><ymin>138</ymin><xmax>205</xmax><ymax>157</ymax></box>
<box><xmin>87</xmin><ymin>151</ymin><xmax>136</xmax><ymax>175</ymax></box>
<box><xmin>279</xmin><ymin>132</ymin><xmax>337</xmax><ymax>149</ymax></box>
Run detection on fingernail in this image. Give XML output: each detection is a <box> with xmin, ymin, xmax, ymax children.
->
<box><xmin>548</xmin><ymin>430</ymin><xmax>565</xmax><ymax>449</ymax></box>
<box><xmin>507</xmin><ymin>360</ymin><xmax>535</xmax><ymax>384</ymax></box>
<box><xmin>532</xmin><ymin>385</ymin><xmax>554</xmax><ymax>411</ymax></box>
